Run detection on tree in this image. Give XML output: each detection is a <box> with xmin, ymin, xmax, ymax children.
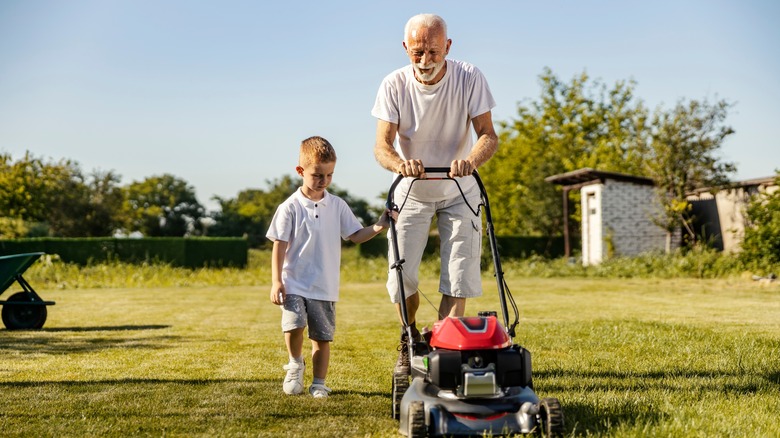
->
<box><xmin>480</xmin><ymin>68</ymin><xmax>649</xmax><ymax>237</ymax></box>
<box><xmin>0</xmin><ymin>152</ymin><xmax>124</xmax><ymax>237</ymax></box>
<box><xmin>739</xmin><ymin>171</ymin><xmax>780</xmax><ymax>272</ymax></box>
<box><xmin>209</xmin><ymin>175</ymin><xmax>299</xmax><ymax>247</ymax></box>
<box><xmin>122</xmin><ymin>174</ymin><xmax>205</xmax><ymax>237</ymax></box>
<box><xmin>0</xmin><ymin>151</ymin><xmax>79</xmax><ymax>223</ymax></box>
<box><xmin>644</xmin><ymin>98</ymin><xmax>736</xmax><ymax>251</ymax></box>
<box><xmin>209</xmin><ymin>176</ymin><xmax>379</xmax><ymax>248</ymax></box>
<box><xmin>327</xmin><ymin>183</ymin><xmax>377</xmax><ymax>226</ymax></box>
<box><xmin>81</xmin><ymin>170</ymin><xmax>127</xmax><ymax>236</ymax></box>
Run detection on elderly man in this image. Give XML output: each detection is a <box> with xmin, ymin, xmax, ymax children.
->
<box><xmin>372</xmin><ymin>13</ymin><xmax>499</xmax><ymax>375</ymax></box>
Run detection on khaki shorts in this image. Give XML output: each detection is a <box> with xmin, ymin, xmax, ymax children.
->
<box><xmin>280</xmin><ymin>294</ymin><xmax>336</xmax><ymax>342</ymax></box>
<box><xmin>386</xmin><ymin>185</ymin><xmax>483</xmax><ymax>304</ymax></box>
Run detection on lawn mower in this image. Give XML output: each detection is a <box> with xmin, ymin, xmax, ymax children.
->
<box><xmin>387</xmin><ymin>168</ymin><xmax>564</xmax><ymax>437</ymax></box>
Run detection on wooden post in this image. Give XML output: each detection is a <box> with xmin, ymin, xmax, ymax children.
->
<box><xmin>563</xmin><ymin>187</ymin><xmax>570</xmax><ymax>258</ymax></box>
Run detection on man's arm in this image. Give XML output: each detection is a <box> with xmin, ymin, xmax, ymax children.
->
<box><xmin>374</xmin><ymin>119</ymin><xmax>426</xmax><ymax>177</ymax></box>
<box><xmin>451</xmin><ymin>111</ymin><xmax>499</xmax><ymax>177</ymax></box>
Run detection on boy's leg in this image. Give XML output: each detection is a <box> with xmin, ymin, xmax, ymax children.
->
<box><xmin>305</xmin><ymin>299</ymin><xmax>335</xmax><ymax>398</ymax></box>
<box><xmin>285</xmin><ymin>327</ymin><xmax>305</xmax><ymax>361</ymax></box>
<box><xmin>309</xmin><ymin>339</ymin><xmax>332</xmax><ymax>398</ymax></box>
<box><xmin>281</xmin><ymin>295</ymin><xmax>307</xmax><ymax>395</ymax></box>
<box><xmin>311</xmin><ymin>339</ymin><xmax>330</xmax><ymax>381</ymax></box>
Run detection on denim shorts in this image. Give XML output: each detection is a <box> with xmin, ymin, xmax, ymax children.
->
<box><xmin>280</xmin><ymin>294</ymin><xmax>336</xmax><ymax>342</ymax></box>
<box><xmin>386</xmin><ymin>185</ymin><xmax>483</xmax><ymax>303</ymax></box>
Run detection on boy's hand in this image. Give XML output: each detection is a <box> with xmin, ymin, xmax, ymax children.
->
<box><xmin>377</xmin><ymin>209</ymin><xmax>398</xmax><ymax>228</ymax></box>
<box><xmin>270</xmin><ymin>282</ymin><xmax>285</xmax><ymax>305</ymax></box>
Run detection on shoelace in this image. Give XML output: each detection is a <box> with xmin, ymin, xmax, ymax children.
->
<box><xmin>310</xmin><ymin>384</ymin><xmax>331</xmax><ymax>394</ymax></box>
<box><xmin>283</xmin><ymin>363</ymin><xmax>303</xmax><ymax>382</ymax></box>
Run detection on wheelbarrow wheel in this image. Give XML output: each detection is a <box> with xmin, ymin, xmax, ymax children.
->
<box><xmin>2</xmin><ymin>292</ymin><xmax>48</xmax><ymax>330</ymax></box>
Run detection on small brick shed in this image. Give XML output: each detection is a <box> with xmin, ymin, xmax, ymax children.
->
<box><xmin>546</xmin><ymin>168</ymin><xmax>668</xmax><ymax>265</ymax></box>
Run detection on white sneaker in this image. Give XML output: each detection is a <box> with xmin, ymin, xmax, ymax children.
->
<box><xmin>309</xmin><ymin>383</ymin><xmax>332</xmax><ymax>398</ymax></box>
<box><xmin>282</xmin><ymin>361</ymin><xmax>305</xmax><ymax>395</ymax></box>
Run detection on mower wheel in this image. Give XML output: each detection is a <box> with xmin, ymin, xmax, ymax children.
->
<box><xmin>538</xmin><ymin>397</ymin><xmax>565</xmax><ymax>437</ymax></box>
<box><xmin>1</xmin><ymin>292</ymin><xmax>47</xmax><ymax>330</ymax></box>
<box><xmin>407</xmin><ymin>400</ymin><xmax>427</xmax><ymax>437</ymax></box>
<box><xmin>391</xmin><ymin>373</ymin><xmax>409</xmax><ymax>419</ymax></box>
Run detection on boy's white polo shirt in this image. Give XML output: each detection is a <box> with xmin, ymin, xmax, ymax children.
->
<box><xmin>266</xmin><ymin>188</ymin><xmax>363</xmax><ymax>302</ymax></box>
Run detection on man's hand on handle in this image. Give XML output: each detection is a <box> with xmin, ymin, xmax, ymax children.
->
<box><xmin>395</xmin><ymin>159</ymin><xmax>475</xmax><ymax>179</ymax></box>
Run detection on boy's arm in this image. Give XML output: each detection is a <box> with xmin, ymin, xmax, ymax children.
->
<box><xmin>270</xmin><ymin>239</ymin><xmax>288</xmax><ymax>305</ymax></box>
<box><xmin>347</xmin><ymin>209</ymin><xmax>397</xmax><ymax>244</ymax></box>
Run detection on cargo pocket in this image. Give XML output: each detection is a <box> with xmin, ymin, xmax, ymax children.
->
<box><xmin>471</xmin><ymin>218</ymin><xmax>482</xmax><ymax>258</ymax></box>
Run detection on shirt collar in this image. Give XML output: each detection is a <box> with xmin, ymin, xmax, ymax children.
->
<box><xmin>294</xmin><ymin>187</ymin><xmax>330</xmax><ymax>207</ymax></box>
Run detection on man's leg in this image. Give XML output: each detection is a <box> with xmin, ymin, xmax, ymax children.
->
<box><xmin>387</xmin><ymin>196</ymin><xmax>433</xmax><ymax>375</ymax></box>
<box><xmin>438</xmin><ymin>294</ymin><xmax>466</xmax><ymax>318</ymax></box>
<box><xmin>394</xmin><ymin>291</ymin><xmax>420</xmax><ymax>376</ymax></box>
<box><xmin>395</xmin><ymin>292</ymin><xmax>420</xmax><ymax>329</ymax></box>
<box><xmin>436</xmin><ymin>186</ymin><xmax>483</xmax><ymax>319</ymax></box>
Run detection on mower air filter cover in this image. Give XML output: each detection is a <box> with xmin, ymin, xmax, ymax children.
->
<box><xmin>429</xmin><ymin>316</ymin><xmax>512</xmax><ymax>350</ymax></box>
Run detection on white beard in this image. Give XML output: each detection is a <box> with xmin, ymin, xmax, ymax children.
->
<box><xmin>413</xmin><ymin>60</ymin><xmax>445</xmax><ymax>83</ymax></box>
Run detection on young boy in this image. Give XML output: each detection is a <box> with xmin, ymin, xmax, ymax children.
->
<box><xmin>266</xmin><ymin>136</ymin><xmax>394</xmax><ymax>398</ymax></box>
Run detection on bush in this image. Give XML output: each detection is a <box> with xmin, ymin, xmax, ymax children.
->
<box><xmin>0</xmin><ymin>237</ymin><xmax>248</xmax><ymax>268</ymax></box>
<box><xmin>739</xmin><ymin>173</ymin><xmax>780</xmax><ymax>274</ymax></box>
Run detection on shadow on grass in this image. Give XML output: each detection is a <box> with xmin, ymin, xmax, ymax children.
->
<box><xmin>0</xmin><ymin>378</ymin><xmax>398</xmax><ymax>436</ymax></box>
<box><xmin>0</xmin><ymin>377</ymin><xmax>264</xmax><ymax>388</ymax></box>
<box><xmin>533</xmin><ymin>367</ymin><xmax>780</xmax><ymax>435</ymax></box>
<box><xmin>40</xmin><ymin>325</ymin><xmax>171</xmax><ymax>332</ymax></box>
<box><xmin>0</xmin><ymin>325</ymin><xmax>180</xmax><ymax>354</ymax></box>
<box><xmin>536</xmin><ymin>367</ymin><xmax>779</xmax><ymax>392</ymax></box>
<box><xmin>556</xmin><ymin>400</ymin><xmax>666</xmax><ymax>436</ymax></box>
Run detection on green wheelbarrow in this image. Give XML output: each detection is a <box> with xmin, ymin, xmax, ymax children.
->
<box><xmin>0</xmin><ymin>252</ymin><xmax>55</xmax><ymax>330</ymax></box>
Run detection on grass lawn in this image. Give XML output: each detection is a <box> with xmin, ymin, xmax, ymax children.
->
<box><xmin>1</xmin><ymin>276</ymin><xmax>779</xmax><ymax>437</ymax></box>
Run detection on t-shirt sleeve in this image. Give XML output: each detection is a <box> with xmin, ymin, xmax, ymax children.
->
<box><xmin>468</xmin><ymin>66</ymin><xmax>496</xmax><ymax>118</ymax></box>
<box><xmin>371</xmin><ymin>75</ymin><xmax>400</xmax><ymax>124</ymax></box>
<box><xmin>339</xmin><ymin>200</ymin><xmax>365</xmax><ymax>240</ymax></box>
<box><xmin>266</xmin><ymin>204</ymin><xmax>292</xmax><ymax>243</ymax></box>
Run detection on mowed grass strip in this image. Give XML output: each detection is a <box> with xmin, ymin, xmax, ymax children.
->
<box><xmin>1</xmin><ymin>277</ymin><xmax>779</xmax><ymax>437</ymax></box>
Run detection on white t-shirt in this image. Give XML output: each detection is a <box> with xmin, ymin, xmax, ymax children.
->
<box><xmin>265</xmin><ymin>188</ymin><xmax>363</xmax><ymax>302</ymax></box>
<box><xmin>371</xmin><ymin>59</ymin><xmax>496</xmax><ymax>202</ymax></box>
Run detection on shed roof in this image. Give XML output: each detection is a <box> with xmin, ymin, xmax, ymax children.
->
<box><xmin>545</xmin><ymin>168</ymin><xmax>655</xmax><ymax>189</ymax></box>
<box><xmin>688</xmin><ymin>175</ymin><xmax>777</xmax><ymax>195</ymax></box>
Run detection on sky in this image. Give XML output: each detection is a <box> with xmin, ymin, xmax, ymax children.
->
<box><xmin>1</xmin><ymin>0</ymin><xmax>778</xmax><ymax>212</ymax></box>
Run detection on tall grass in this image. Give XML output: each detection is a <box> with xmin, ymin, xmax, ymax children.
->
<box><xmin>499</xmin><ymin>247</ymin><xmax>750</xmax><ymax>279</ymax></box>
<box><xmin>15</xmin><ymin>245</ymin><xmax>777</xmax><ymax>292</ymax></box>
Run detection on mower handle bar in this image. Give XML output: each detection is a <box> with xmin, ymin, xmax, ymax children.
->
<box><xmin>384</xmin><ymin>167</ymin><xmax>517</xmax><ymax>339</ymax></box>
<box><xmin>386</xmin><ymin>167</ymin><xmax>468</xmax><ymax>208</ymax></box>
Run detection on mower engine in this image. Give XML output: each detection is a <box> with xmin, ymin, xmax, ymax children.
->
<box><xmin>424</xmin><ymin>313</ymin><xmax>533</xmax><ymax>398</ymax></box>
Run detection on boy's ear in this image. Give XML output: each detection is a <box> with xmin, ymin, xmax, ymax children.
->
<box><xmin>295</xmin><ymin>166</ymin><xmax>304</xmax><ymax>176</ymax></box>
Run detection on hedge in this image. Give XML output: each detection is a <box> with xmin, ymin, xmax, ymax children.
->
<box><xmin>0</xmin><ymin>237</ymin><xmax>248</xmax><ymax>268</ymax></box>
<box><xmin>358</xmin><ymin>235</ymin><xmax>571</xmax><ymax>259</ymax></box>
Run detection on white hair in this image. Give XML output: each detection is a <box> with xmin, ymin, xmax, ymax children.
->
<box><xmin>403</xmin><ymin>14</ymin><xmax>448</xmax><ymax>44</ymax></box>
